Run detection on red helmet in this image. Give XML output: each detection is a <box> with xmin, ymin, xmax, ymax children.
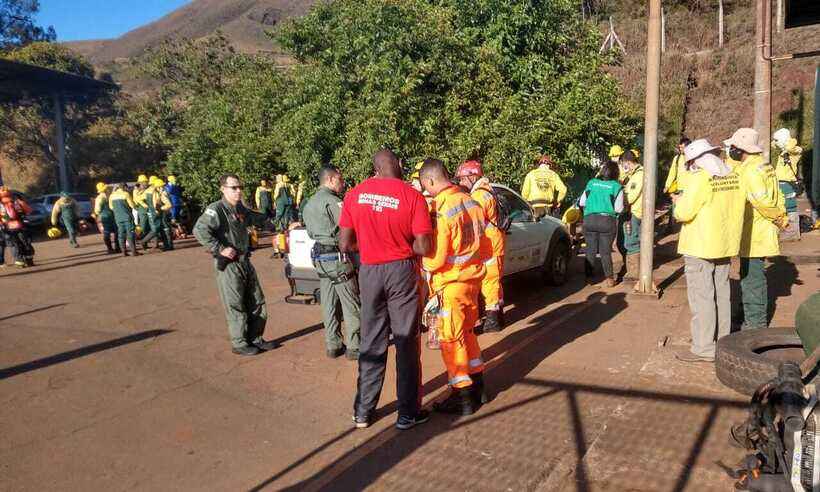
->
<box><xmin>455</xmin><ymin>160</ymin><xmax>484</xmax><ymax>178</ymax></box>
<box><xmin>538</xmin><ymin>155</ymin><xmax>553</xmax><ymax>166</ymax></box>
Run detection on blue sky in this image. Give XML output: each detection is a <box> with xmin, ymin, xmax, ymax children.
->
<box><xmin>37</xmin><ymin>0</ymin><xmax>191</xmax><ymax>42</ymax></box>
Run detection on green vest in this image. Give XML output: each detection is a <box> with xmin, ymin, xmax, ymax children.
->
<box><xmin>110</xmin><ymin>191</ymin><xmax>133</xmax><ymax>223</ymax></box>
<box><xmin>145</xmin><ymin>189</ymin><xmax>156</xmax><ymax>215</ymax></box>
<box><xmin>583</xmin><ymin>179</ymin><xmax>622</xmax><ymax>217</ymax></box>
<box><xmin>58</xmin><ymin>199</ymin><xmax>77</xmax><ymax>222</ymax></box>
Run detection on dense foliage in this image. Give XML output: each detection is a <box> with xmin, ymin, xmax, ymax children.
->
<box><xmin>137</xmin><ymin>0</ymin><xmax>642</xmax><ymax>206</ymax></box>
<box><xmin>0</xmin><ymin>0</ymin><xmax>55</xmax><ymax>51</ymax></box>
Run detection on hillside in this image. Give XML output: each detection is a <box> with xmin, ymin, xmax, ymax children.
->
<box><xmin>65</xmin><ymin>0</ymin><xmax>316</xmax><ymax>63</ymax></box>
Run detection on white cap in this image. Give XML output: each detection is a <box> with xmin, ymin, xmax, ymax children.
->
<box><xmin>773</xmin><ymin>128</ymin><xmax>791</xmax><ymax>149</ymax></box>
<box><xmin>683</xmin><ymin>139</ymin><xmax>719</xmax><ymax>162</ymax></box>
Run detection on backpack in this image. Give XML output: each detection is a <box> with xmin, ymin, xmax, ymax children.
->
<box><xmin>478</xmin><ymin>185</ymin><xmax>512</xmax><ymax>232</ymax></box>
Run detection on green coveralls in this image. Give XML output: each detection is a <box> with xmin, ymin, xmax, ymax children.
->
<box><xmin>110</xmin><ymin>190</ymin><xmax>138</xmax><ymax>255</ymax></box>
<box><xmin>54</xmin><ymin>198</ymin><xmax>78</xmax><ymax>246</ymax></box>
<box><xmin>303</xmin><ymin>186</ymin><xmax>361</xmax><ymax>354</ymax></box>
<box><xmin>134</xmin><ymin>187</ymin><xmax>151</xmax><ymax>240</ymax></box>
<box><xmin>142</xmin><ymin>188</ymin><xmax>172</xmax><ymax>250</ymax></box>
<box><xmin>193</xmin><ymin>199</ymin><xmax>270</xmax><ymax>350</ymax></box>
<box><xmin>274</xmin><ymin>186</ymin><xmax>296</xmax><ymax>232</ymax></box>
<box><xmin>96</xmin><ymin>193</ymin><xmax>119</xmax><ymax>253</ymax></box>
<box><xmin>257</xmin><ymin>187</ymin><xmax>273</xmax><ymax>219</ymax></box>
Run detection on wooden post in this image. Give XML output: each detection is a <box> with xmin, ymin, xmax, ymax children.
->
<box><xmin>53</xmin><ymin>93</ymin><xmax>69</xmax><ymax>193</ymax></box>
<box><xmin>753</xmin><ymin>0</ymin><xmax>772</xmax><ymax>162</ymax></box>
<box><xmin>718</xmin><ymin>0</ymin><xmax>724</xmax><ymax>48</ymax></box>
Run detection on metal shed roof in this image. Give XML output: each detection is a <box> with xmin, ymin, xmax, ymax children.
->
<box><xmin>0</xmin><ymin>58</ymin><xmax>117</xmax><ymax>102</ymax></box>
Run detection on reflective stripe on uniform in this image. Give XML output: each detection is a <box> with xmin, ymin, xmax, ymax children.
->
<box><xmin>449</xmin><ymin>375</ymin><xmax>472</xmax><ymax>387</ymax></box>
<box><xmin>444</xmin><ymin>199</ymin><xmax>480</xmax><ymax>219</ymax></box>
<box><xmin>484</xmin><ymin>257</ymin><xmax>496</xmax><ymax>266</ymax></box>
<box><xmin>468</xmin><ymin>358</ymin><xmax>484</xmax><ymax>368</ymax></box>
<box><xmin>446</xmin><ymin>253</ymin><xmax>476</xmax><ymax>265</ymax></box>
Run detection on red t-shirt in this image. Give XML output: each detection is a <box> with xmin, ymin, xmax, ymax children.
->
<box><xmin>339</xmin><ymin>177</ymin><xmax>432</xmax><ymax>265</ymax></box>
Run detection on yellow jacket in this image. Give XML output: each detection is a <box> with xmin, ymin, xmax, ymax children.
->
<box><xmin>155</xmin><ymin>188</ymin><xmax>172</xmax><ymax>213</ymax></box>
<box><xmin>738</xmin><ymin>154</ymin><xmax>786</xmax><ymax>258</ymax></box>
<box><xmin>774</xmin><ymin>144</ymin><xmax>802</xmax><ymax>183</ymax></box>
<box><xmin>109</xmin><ymin>188</ymin><xmax>136</xmax><ymax>210</ymax></box>
<box><xmin>624</xmin><ymin>166</ymin><xmax>644</xmax><ymax>219</ymax></box>
<box><xmin>471</xmin><ymin>177</ymin><xmax>505</xmax><ymax>258</ymax></box>
<box><xmin>133</xmin><ymin>187</ymin><xmax>148</xmax><ymax>209</ymax></box>
<box><xmin>51</xmin><ymin>197</ymin><xmax>78</xmax><ymax>225</ymax></box>
<box><xmin>423</xmin><ymin>186</ymin><xmax>488</xmax><ymax>292</ymax></box>
<box><xmin>663</xmin><ymin>154</ymin><xmax>688</xmax><ymax>194</ymax></box>
<box><xmin>674</xmin><ymin>169</ymin><xmax>745</xmax><ymax>259</ymax></box>
<box><xmin>296</xmin><ymin>181</ymin><xmax>306</xmax><ymax>206</ymax></box>
<box><xmin>521</xmin><ymin>166</ymin><xmax>567</xmax><ymax>207</ymax></box>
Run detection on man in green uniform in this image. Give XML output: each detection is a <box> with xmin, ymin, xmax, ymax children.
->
<box><xmin>255</xmin><ymin>179</ymin><xmax>274</xmax><ymax>220</ymax></box>
<box><xmin>133</xmin><ymin>175</ymin><xmax>151</xmax><ymax>241</ymax></box>
<box><xmin>51</xmin><ymin>192</ymin><xmax>80</xmax><ymax>248</ymax></box>
<box><xmin>193</xmin><ymin>173</ymin><xmax>280</xmax><ymax>356</ymax></box>
<box><xmin>303</xmin><ymin>166</ymin><xmax>361</xmax><ymax>360</ymax></box>
<box><xmin>109</xmin><ymin>183</ymin><xmax>140</xmax><ymax>257</ymax></box>
<box><xmin>155</xmin><ymin>180</ymin><xmax>175</xmax><ymax>251</ymax></box>
<box><xmin>94</xmin><ymin>182</ymin><xmax>120</xmax><ymax>254</ymax></box>
<box><xmin>274</xmin><ymin>175</ymin><xmax>297</xmax><ymax>232</ymax></box>
<box><xmin>141</xmin><ymin>177</ymin><xmax>173</xmax><ymax>251</ymax></box>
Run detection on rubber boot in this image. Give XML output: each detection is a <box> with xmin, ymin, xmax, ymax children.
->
<box><xmin>433</xmin><ymin>386</ymin><xmax>479</xmax><ymax>416</ymax></box>
<box><xmin>130</xmin><ymin>237</ymin><xmax>141</xmax><ymax>257</ymax></box>
<box><xmin>103</xmin><ymin>235</ymin><xmax>116</xmax><ymax>254</ymax></box>
<box><xmin>163</xmin><ymin>228</ymin><xmax>174</xmax><ymax>250</ymax></box>
<box><xmin>471</xmin><ymin>372</ymin><xmax>490</xmax><ymax>404</ymax></box>
<box><xmin>482</xmin><ymin>310</ymin><xmax>503</xmax><ymax>333</ymax></box>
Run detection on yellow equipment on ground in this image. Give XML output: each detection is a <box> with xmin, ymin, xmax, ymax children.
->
<box><xmin>562</xmin><ymin>207</ymin><xmax>582</xmax><ymax>225</ymax></box>
<box><xmin>47</xmin><ymin>227</ymin><xmax>63</xmax><ymax>239</ymax></box>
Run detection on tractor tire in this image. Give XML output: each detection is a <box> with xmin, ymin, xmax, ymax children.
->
<box><xmin>715</xmin><ymin>327</ymin><xmax>803</xmax><ymax>396</ymax></box>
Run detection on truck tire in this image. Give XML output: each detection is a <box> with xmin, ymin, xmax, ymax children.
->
<box><xmin>542</xmin><ymin>238</ymin><xmax>570</xmax><ymax>286</ymax></box>
<box><xmin>715</xmin><ymin>327</ymin><xmax>803</xmax><ymax>396</ymax></box>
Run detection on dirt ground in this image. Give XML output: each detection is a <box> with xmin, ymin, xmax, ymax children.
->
<box><xmin>0</xmin><ymin>220</ymin><xmax>818</xmax><ymax>491</ymax></box>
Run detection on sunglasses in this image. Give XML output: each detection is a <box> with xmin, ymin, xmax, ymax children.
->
<box><xmin>223</xmin><ymin>185</ymin><xmax>243</xmax><ymax>191</ymax></box>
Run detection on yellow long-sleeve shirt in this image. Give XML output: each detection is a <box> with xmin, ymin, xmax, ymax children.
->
<box><xmin>521</xmin><ymin>165</ymin><xmax>567</xmax><ymax>208</ymax></box>
<box><xmin>737</xmin><ymin>154</ymin><xmax>786</xmax><ymax>258</ymax></box>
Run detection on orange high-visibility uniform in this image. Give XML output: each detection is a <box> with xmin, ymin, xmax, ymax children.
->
<box><xmin>470</xmin><ymin>177</ymin><xmax>505</xmax><ymax>311</ymax></box>
<box><xmin>423</xmin><ymin>186</ymin><xmax>488</xmax><ymax>389</ymax></box>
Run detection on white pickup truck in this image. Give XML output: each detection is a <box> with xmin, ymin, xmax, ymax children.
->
<box><xmin>283</xmin><ymin>184</ymin><xmax>572</xmax><ymax>304</ymax></box>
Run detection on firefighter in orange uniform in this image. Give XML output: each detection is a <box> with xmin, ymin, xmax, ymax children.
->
<box><xmin>455</xmin><ymin>160</ymin><xmax>506</xmax><ymax>333</ymax></box>
<box><xmin>418</xmin><ymin>159</ymin><xmax>489</xmax><ymax>415</ymax></box>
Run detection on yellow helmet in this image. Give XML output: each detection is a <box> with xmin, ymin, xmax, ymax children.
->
<box><xmin>154</xmin><ymin>179</ymin><xmax>166</xmax><ymax>187</ymax></box>
<box><xmin>137</xmin><ymin>174</ymin><xmax>149</xmax><ymax>184</ymax></box>
<box><xmin>609</xmin><ymin>145</ymin><xmax>624</xmax><ymax>159</ymax></box>
<box><xmin>562</xmin><ymin>207</ymin><xmax>582</xmax><ymax>225</ymax></box>
<box><xmin>282</xmin><ymin>175</ymin><xmax>290</xmax><ymax>184</ymax></box>
<box><xmin>47</xmin><ymin>227</ymin><xmax>63</xmax><ymax>239</ymax></box>
<box><xmin>135</xmin><ymin>225</ymin><xmax>143</xmax><ymax>236</ymax></box>
<box><xmin>149</xmin><ymin>175</ymin><xmax>159</xmax><ymax>186</ymax></box>
<box><xmin>167</xmin><ymin>175</ymin><xmax>177</xmax><ymax>184</ymax></box>
<box><xmin>96</xmin><ymin>182</ymin><xmax>107</xmax><ymax>193</ymax></box>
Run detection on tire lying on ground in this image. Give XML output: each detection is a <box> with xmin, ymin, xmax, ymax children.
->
<box><xmin>715</xmin><ymin>328</ymin><xmax>804</xmax><ymax>396</ymax></box>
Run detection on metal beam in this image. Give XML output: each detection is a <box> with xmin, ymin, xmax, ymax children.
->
<box><xmin>635</xmin><ymin>0</ymin><xmax>662</xmax><ymax>296</ymax></box>
<box><xmin>813</xmin><ymin>66</ymin><xmax>820</xmax><ymax>220</ymax></box>
<box><xmin>53</xmin><ymin>93</ymin><xmax>69</xmax><ymax>193</ymax></box>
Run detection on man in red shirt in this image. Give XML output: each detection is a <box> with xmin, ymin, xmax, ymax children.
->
<box><xmin>340</xmin><ymin>149</ymin><xmax>432</xmax><ymax>430</ymax></box>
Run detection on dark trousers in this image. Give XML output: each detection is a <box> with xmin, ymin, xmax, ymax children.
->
<box><xmin>354</xmin><ymin>258</ymin><xmax>422</xmax><ymax>419</ymax></box>
<box><xmin>584</xmin><ymin>214</ymin><xmax>617</xmax><ymax>278</ymax></box>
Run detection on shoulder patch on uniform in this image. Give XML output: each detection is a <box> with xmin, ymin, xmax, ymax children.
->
<box><xmin>204</xmin><ymin>208</ymin><xmax>217</xmax><ymax>217</ymax></box>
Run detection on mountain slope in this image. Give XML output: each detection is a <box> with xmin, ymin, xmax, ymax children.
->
<box><xmin>66</xmin><ymin>0</ymin><xmax>316</xmax><ymax>63</ymax></box>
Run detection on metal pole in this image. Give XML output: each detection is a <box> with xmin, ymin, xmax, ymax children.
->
<box><xmin>53</xmin><ymin>93</ymin><xmax>69</xmax><ymax>192</ymax></box>
<box><xmin>753</xmin><ymin>0</ymin><xmax>772</xmax><ymax>162</ymax></box>
<box><xmin>636</xmin><ymin>0</ymin><xmax>662</xmax><ymax>295</ymax></box>
<box><xmin>813</xmin><ymin>66</ymin><xmax>820</xmax><ymax>220</ymax></box>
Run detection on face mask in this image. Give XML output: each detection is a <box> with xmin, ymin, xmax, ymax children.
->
<box><xmin>728</xmin><ymin>147</ymin><xmax>743</xmax><ymax>162</ymax></box>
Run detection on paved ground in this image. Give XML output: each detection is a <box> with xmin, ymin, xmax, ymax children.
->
<box><xmin>0</xmin><ymin>222</ymin><xmax>817</xmax><ymax>491</ymax></box>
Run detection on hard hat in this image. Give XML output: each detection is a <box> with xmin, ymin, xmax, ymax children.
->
<box><xmin>167</xmin><ymin>175</ymin><xmax>177</xmax><ymax>184</ymax></box>
<box><xmin>96</xmin><ymin>182</ymin><xmax>107</xmax><ymax>193</ymax></box>
<box><xmin>154</xmin><ymin>179</ymin><xmax>165</xmax><ymax>187</ymax></box>
<box><xmin>282</xmin><ymin>175</ymin><xmax>290</xmax><ymax>184</ymax></box>
<box><xmin>609</xmin><ymin>145</ymin><xmax>624</xmax><ymax>159</ymax></box>
<box><xmin>562</xmin><ymin>207</ymin><xmax>581</xmax><ymax>225</ymax></box>
<box><xmin>455</xmin><ymin>160</ymin><xmax>484</xmax><ymax>178</ymax></box>
<box><xmin>137</xmin><ymin>175</ymin><xmax>149</xmax><ymax>184</ymax></box>
<box><xmin>47</xmin><ymin>227</ymin><xmax>63</xmax><ymax>239</ymax></box>
<box><xmin>149</xmin><ymin>175</ymin><xmax>159</xmax><ymax>185</ymax></box>
<box><xmin>773</xmin><ymin>128</ymin><xmax>791</xmax><ymax>149</ymax></box>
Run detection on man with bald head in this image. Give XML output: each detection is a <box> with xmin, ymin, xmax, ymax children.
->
<box><xmin>339</xmin><ymin>149</ymin><xmax>433</xmax><ymax>430</ymax></box>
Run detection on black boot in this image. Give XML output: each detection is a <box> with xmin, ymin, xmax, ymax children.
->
<box><xmin>471</xmin><ymin>372</ymin><xmax>490</xmax><ymax>404</ymax></box>
<box><xmin>103</xmin><ymin>235</ymin><xmax>116</xmax><ymax>254</ymax></box>
<box><xmin>482</xmin><ymin>310</ymin><xmax>503</xmax><ymax>333</ymax></box>
<box><xmin>433</xmin><ymin>386</ymin><xmax>479</xmax><ymax>415</ymax></box>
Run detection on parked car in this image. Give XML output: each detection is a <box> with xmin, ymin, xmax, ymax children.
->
<box><xmin>31</xmin><ymin>193</ymin><xmax>94</xmax><ymax>226</ymax></box>
<box><xmin>283</xmin><ymin>183</ymin><xmax>572</xmax><ymax>304</ymax></box>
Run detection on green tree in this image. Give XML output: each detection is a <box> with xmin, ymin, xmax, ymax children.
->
<box><xmin>0</xmin><ymin>0</ymin><xmax>55</xmax><ymax>51</ymax></box>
